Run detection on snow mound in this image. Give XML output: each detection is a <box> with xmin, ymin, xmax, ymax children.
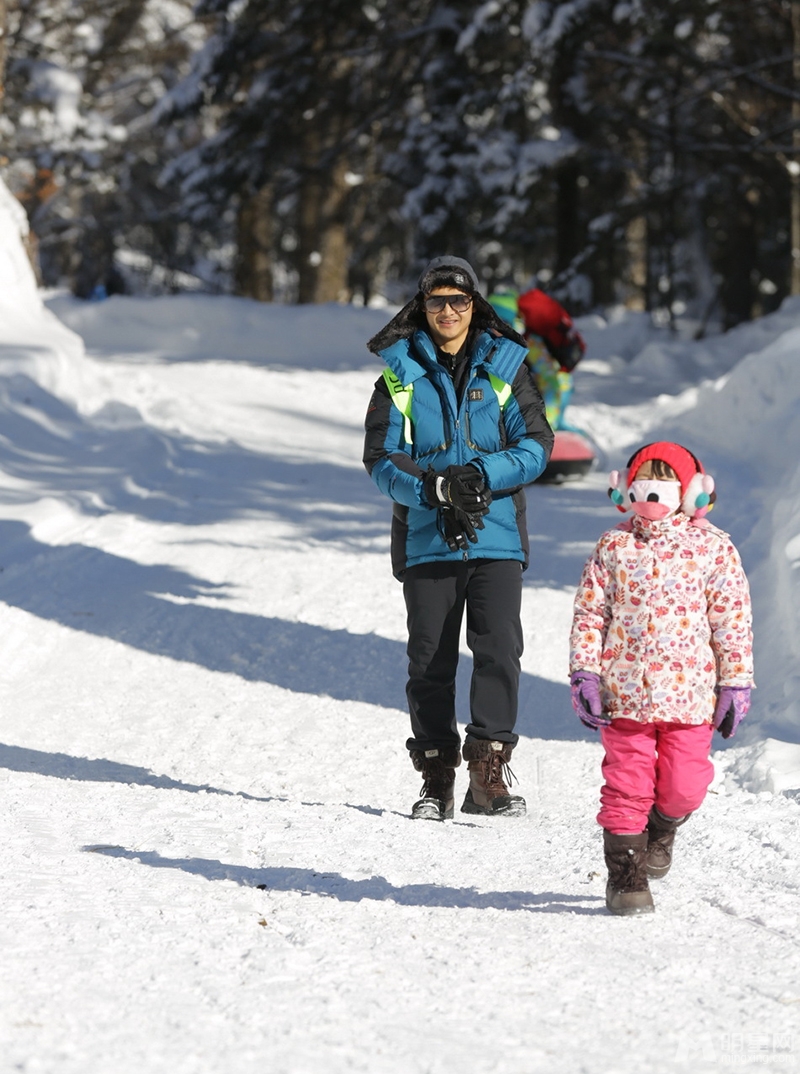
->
<box><xmin>45</xmin><ymin>292</ymin><xmax>392</xmax><ymax>371</ymax></box>
<box><xmin>0</xmin><ymin>177</ymin><xmax>85</xmax><ymax>368</ymax></box>
<box><xmin>722</xmin><ymin>739</ymin><xmax>800</xmax><ymax>797</ymax></box>
<box><xmin>574</xmin><ymin>308</ymin><xmax>659</xmax><ymax>366</ymax></box>
<box><xmin>0</xmin><ymin>177</ymin><xmax>40</xmax><ymax>310</ymax></box>
<box><xmin>655</xmin><ymin>314</ymin><xmax>800</xmax><ymax>743</ymax></box>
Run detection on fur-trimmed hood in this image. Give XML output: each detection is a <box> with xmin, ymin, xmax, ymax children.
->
<box><xmin>367</xmin><ymin>291</ymin><xmax>528</xmax><ymax>355</ymax></box>
<box><xmin>378</xmin><ymin>328</ymin><xmax>528</xmax><ymax>392</ymax></box>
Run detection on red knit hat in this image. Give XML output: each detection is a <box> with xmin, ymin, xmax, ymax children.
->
<box><xmin>627</xmin><ymin>442</ymin><xmax>703</xmax><ymax>495</ymax></box>
<box><xmin>608</xmin><ymin>441</ymin><xmax>716</xmax><ymax>518</ymax></box>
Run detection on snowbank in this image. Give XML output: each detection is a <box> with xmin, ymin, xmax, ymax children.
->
<box><xmin>637</xmin><ymin>301</ymin><xmax>800</xmax><ymax>743</ymax></box>
<box><xmin>0</xmin><ymin>178</ymin><xmax>87</xmax><ymax>381</ymax></box>
<box><xmin>45</xmin><ymin>291</ymin><xmax>391</xmax><ymax>370</ymax></box>
<box><xmin>722</xmin><ymin>738</ymin><xmax>800</xmax><ymax>797</ymax></box>
<box><xmin>0</xmin><ymin>176</ymin><xmax>40</xmax><ymax>310</ymax></box>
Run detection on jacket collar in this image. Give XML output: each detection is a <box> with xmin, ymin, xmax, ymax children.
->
<box><xmin>378</xmin><ymin>329</ymin><xmax>526</xmax><ymax>385</ymax></box>
<box><xmin>630</xmin><ymin>512</ymin><xmax>690</xmax><ymax>539</ymax></box>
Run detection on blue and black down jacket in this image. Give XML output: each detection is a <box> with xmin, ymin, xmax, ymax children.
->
<box><xmin>363</xmin><ymin>328</ymin><xmax>554</xmax><ymax>578</ymax></box>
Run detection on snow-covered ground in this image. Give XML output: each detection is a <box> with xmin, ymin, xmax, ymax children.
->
<box><xmin>1</xmin><ymin>190</ymin><xmax>799</xmax><ymax>1072</ymax></box>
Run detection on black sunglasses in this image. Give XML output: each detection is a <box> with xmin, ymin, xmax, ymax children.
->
<box><xmin>423</xmin><ymin>293</ymin><xmax>473</xmax><ymax>313</ymax></box>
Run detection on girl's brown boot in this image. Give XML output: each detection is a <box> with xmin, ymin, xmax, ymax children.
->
<box><xmin>646</xmin><ymin>807</ymin><xmax>689</xmax><ymax>878</ymax></box>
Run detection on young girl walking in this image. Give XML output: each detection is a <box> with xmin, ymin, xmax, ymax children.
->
<box><xmin>569</xmin><ymin>442</ymin><xmax>754</xmax><ymax>915</ymax></box>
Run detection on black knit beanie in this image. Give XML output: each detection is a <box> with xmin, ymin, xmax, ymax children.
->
<box><xmin>417</xmin><ymin>256</ymin><xmax>480</xmax><ymax>295</ymax></box>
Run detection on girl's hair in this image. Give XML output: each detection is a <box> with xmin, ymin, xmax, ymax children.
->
<box><xmin>640</xmin><ymin>459</ymin><xmax>678</xmax><ymax>480</ymax></box>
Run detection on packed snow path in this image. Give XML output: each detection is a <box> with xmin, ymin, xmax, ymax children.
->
<box><xmin>0</xmin><ymin>293</ymin><xmax>799</xmax><ymax>1074</ymax></box>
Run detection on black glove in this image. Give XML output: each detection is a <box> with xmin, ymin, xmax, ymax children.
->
<box><xmin>441</xmin><ymin>507</ymin><xmax>482</xmax><ymax>551</ymax></box>
<box><xmin>424</xmin><ymin>465</ymin><xmax>492</xmax><ymax>516</ymax></box>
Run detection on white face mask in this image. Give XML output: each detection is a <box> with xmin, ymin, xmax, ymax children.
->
<box><xmin>628</xmin><ymin>479</ymin><xmax>681</xmax><ymax>520</ymax></box>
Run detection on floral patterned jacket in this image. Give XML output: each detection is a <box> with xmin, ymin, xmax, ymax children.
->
<box><xmin>569</xmin><ymin>512</ymin><xmax>754</xmax><ymax>725</ymax></box>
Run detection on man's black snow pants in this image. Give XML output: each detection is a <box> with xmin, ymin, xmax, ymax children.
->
<box><xmin>402</xmin><ymin>558</ymin><xmax>523</xmax><ymax>751</ymax></box>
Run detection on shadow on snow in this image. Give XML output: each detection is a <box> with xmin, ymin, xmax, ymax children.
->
<box><xmin>0</xmin><ymin>741</ymin><xmax>282</xmax><ymax>803</ymax></box>
<box><xmin>0</xmin><ymin>520</ymin><xmax>581</xmax><ymax>736</ymax></box>
<box><xmin>0</xmin><ymin>366</ymin><xmax>384</xmax><ymax>542</ymax></box>
<box><xmin>83</xmin><ymin>845</ymin><xmax>606</xmax><ymax>914</ymax></box>
<box><xmin>0</xmin><ymin>362</ymin><xmax>611</xmax><ymax>737</ymax></box>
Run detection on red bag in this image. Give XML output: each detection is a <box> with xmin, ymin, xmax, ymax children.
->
<box><xmin>517</xmin><ymin>288</ymin><xmax>586</xmax><ymax>372</ymax></box>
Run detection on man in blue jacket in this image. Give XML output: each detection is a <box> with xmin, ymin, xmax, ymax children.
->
<box><xmin>363</xmin><ymin>256</ymin><xmax>554</xmax><ymax>820</ymax></box>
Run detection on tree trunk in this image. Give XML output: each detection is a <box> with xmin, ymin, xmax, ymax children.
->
<box><xmin>314</xmin><ymin>157</ymin><xmax>349</xmax><ymax>303</ymax></box>
<box><xmin>0</xmin><ymin>0</ymin><xmax>6</xmax><ymax>112</ymax></box>
<box><xmin>235</xmin><ymin>185</ymin><xmax>274</xmax><ymax>302</ymax></box>
<box><xmin>555</xmin><ymin>159</ymin><xmax>582</xmax><ymax>274</ymax></box>
<box><xmin>720</xmin><ymin>195</ymin><xmax>757</xmax><ymax>328</ymax></box>
<box><xmin>296</xmin><ymin>115</ymin><xmax>322</xmax><ymax>304</ymax></box>
<box><xmin>82</xmin><ymin>1</ymin><xmax>148</xmax><ymax>97</ymax></box>
<box><xmin>296</xmin><ymin>127</ymin><xmax>350</xmax><ymax>304</ymax></box>
<box><xmin>625</xmin><ymin>213</ymin><xmax>647</xmax><ymax>310</ymax></box>
<box><xmin>791</xmin><ymin>1</ymin><xmax>800</xmax><ymax>294</ymax></box>
<box><xmin>624</xmin><ymin>167</ymin><xmax>648</xmax><ymax>310</ymax></box>
<box><xmin>626</xmin><ymin>135</ymin><xmax>651</xmax><ymax>311</ymax></box>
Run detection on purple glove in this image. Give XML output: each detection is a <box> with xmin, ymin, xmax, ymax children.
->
<box><xmin>570</xmin><ymin>671</ymin><xmax>611</xmax><ymax>730</ymax></box>
<box><xmin>714</xmin><ymin>686</ymin><xmax>751</xmax><ymax>739</ymax></box>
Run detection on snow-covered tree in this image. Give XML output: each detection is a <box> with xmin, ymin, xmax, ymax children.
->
<box><xmin>388</xmin><ymin>1</ymin><xmax>579</xmax><ymax>291</ymax></box>
<box><xmin>161</xmin><ymin>0</ymin><xmax>418</xmax><ymax>303</ymax></box>
<box><xmin>536</xmin><ymin>0</ymin><xmax>800</xmax><ymax>325</ymax></box>
<box><xmin>1</xmin><ymin>1</ymin><xmax>208</xmax><ymax>295</ymax></box>
<box><xmin>3</xmin><ymin>0</ymin><xmax>799</xmax><ymax>321</ymax></box>
<box><xmin>163</xmin><ymin>1</ymin><xmax>595</xmax><ymax>302</ymax></box>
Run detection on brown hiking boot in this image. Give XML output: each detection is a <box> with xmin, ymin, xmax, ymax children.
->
<box><xmin>603</xmin><ymin>830</ymin><xmax>655</xmax><ymax>916</ymax></box>
<box><xmin>460</xmin><ymin>740</ymin><xmax>526</xmax><ymax>817</ymax></box>
<box><xmin>409</xmin><ymin>747</ymin><xmax>461</xmax><ymax>821</ymax></box>
<box><xmin>646</xmin><ymin>807</ymin><xmax>689</xmax><ymax>878</ymax></box>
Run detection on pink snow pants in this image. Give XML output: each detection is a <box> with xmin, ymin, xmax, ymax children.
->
<box><xmin>597</xmin><ymin>719</ymin><xmax>715</xmax><ymax>834</ymax></box>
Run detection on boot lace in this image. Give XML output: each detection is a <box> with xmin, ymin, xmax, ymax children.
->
<box><xmin>420</xmin><ymin>756</ymin><xmax>452</xmax><ymax>799</ymax></box>
<box><xmin>486</xmin><ymin>753</ymin><xmax>517</xmax><ymax>795</ymax></box>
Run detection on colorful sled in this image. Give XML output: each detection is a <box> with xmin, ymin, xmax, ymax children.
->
<box><xmin>538</xmin><ymin>429</ymin><xmax>596</xmax><ymax>484</ymax></box>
